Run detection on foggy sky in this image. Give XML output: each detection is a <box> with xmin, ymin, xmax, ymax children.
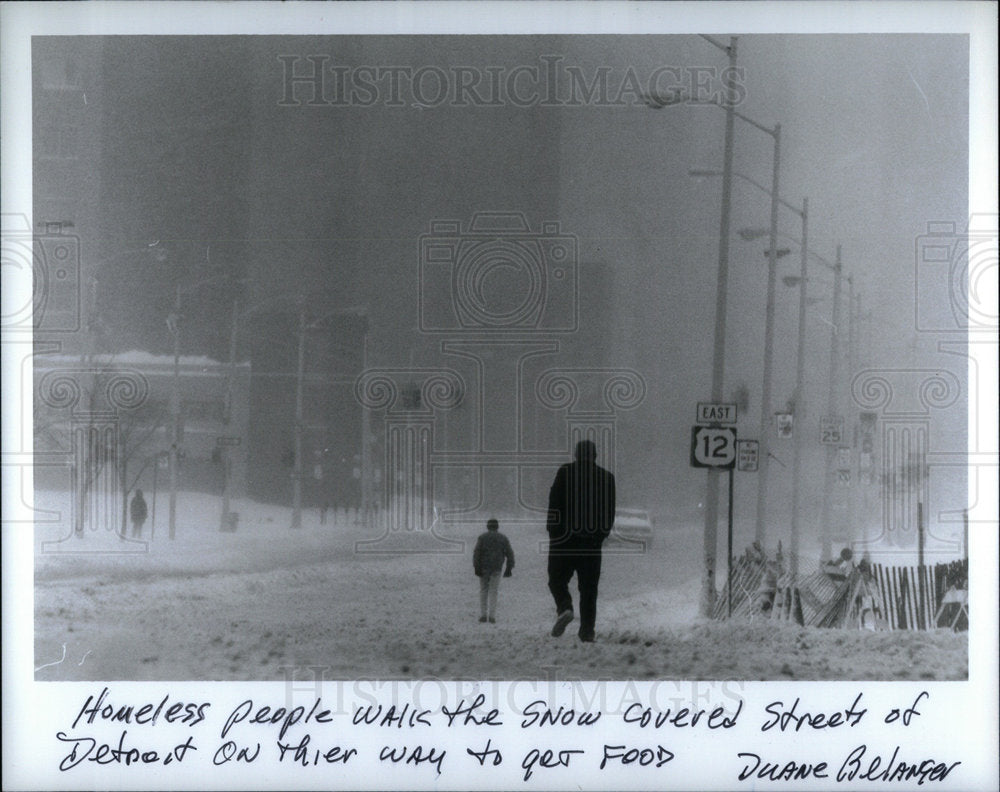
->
<box><xmin>32</xmin><ymin>33</ymin><xmax>970</xmax><ymax>549</ymax></box>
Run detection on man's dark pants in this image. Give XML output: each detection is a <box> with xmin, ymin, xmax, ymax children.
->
<box><xmin>547</xmin><ymin>545</ymin><xmax>602</xmax><ymax>638</ymax></box>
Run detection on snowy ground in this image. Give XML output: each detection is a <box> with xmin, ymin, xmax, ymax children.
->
<box><xmin>33</xmin><ymin>491</ymin><xmax>967</xmax><ymax>681</ymax></box>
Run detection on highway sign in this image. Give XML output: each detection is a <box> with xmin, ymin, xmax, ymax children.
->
<box><xmin>820</xmin><ymin>416</ymin><xmax>844</xmax><ymax>445</ymax></box>
<box><xmin>696</xmin><ymin>402</ymin><xmax>737</xmax><ymax>424</ymax></box>
<box><xmin>690</xmin><ymin>426</ymin><xmax>737</xmax><ymax>469</ymax></box>
<box><xmin>737</xmin><ymin>440</ymin><xmax>759</xmax><ymax>472</ymax></box>
<box><xmin>837</xmin><ymin>447</ymin><xmax>852</xmax><ymax>470</ymax></box>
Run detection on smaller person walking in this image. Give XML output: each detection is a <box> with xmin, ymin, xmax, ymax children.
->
<box><xmin>473</xmin><ymin>518</ymin><xmax>514</xmax><ymax>624</ymax></box>
<box><xmin>130</xmin><ymin>489</ymin><xmax>148</xmax><ymax>538</ymax></box>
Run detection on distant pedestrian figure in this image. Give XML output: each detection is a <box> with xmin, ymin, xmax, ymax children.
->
<box><xmin>473</xmin><ymin>518</ymin><xmax>515</xmax><ymax>624</ymax></box>
<box><xmin>130</xmin><ymin>489</ymin><xmax>148</xmax><ymax>538</ymax></box>
<box><xmin>546</xmin><ymin>440</ymin><xmax>616</xmax><ymax>642</ymax></box>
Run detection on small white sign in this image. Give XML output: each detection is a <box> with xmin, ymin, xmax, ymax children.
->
<box><xmin>820</xmin><ymin>416</ymin><xmax>844</xmax><ymax>445</ymax></box>
<box><xmin>737</xmin><ymin>440</ymin><xmax>759</xmax><ymax>472</ymax></box>
<box><xmin>696</xmin><ymin>402</ymin><xmax>738</xmax><ymax>424</ymax></box>
<box><xmin>775</xmin><ymin>413</ymin><xmax>794</xmax><ymax>439</ymax></box>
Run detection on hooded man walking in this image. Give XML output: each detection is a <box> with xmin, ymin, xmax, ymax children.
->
<box><xmin>546</xmin><ymin>439</ymin><xmax>616</xmax><ymax>642</ymax></box>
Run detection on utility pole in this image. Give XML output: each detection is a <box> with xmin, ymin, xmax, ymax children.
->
<box><xmin>291</xmin><ymin>307</ymin><xmax>306</xmax><ymax>529</ymax></box>
<box><xmin>220</xmin><ymin>296</ymin><xmax>239</xmax><ymax>531</ymax></box>
<box><xmin>821</xmin><ymin>245</ymin><xmax>843</xmax><ymax>561</ymax></box>
<box><xmin>169</xmin><ymin>283</ymin><xmax>181</xmax><ymax>540</ymax></box>
<box><xmin>700</xmin><ymin>35</ymin><xmax>737</xmax><ymax>618</ymax></box>
<box><xmin>789</xmin><ymin>197</ymin><xmax>809</xmax><ymax>581</ymax></box>
<box><xmin>754</xmin><ymin>123</ymin><xmax>782</xmax><ymax>547</ymax></box>
<box><xmin>846</xmin><ymin>282</ymin><xmax>858</xmax><ymax>547</ymax></box>
<box><xmin>360</xmin><ymin>324</ymin><xmax>373</xmax><ymax>528</ymax></box>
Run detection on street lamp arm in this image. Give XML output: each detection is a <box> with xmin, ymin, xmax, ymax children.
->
<box><xmin>699</xmin><ymin>34</ymin><xmax>733</xmax><ymax>55</ymax></box>
<box><xmin>728</xmin><ymin>105</ymin><xmax>777</xmax><ymax>138</ymax></box>
<box><xmin>740</xmin><ymin>228</ymin><xmax>838</xmax><ymax>271</ymax></box>
<box><xmin>690</xmin><ymin>169</ymin><xmax>803</xmax><ymax>217</ymax></box>
<box><xmin>645</xmin><ymin>90</ymin><xmax>778</xmax><ymax>139</ymax></box>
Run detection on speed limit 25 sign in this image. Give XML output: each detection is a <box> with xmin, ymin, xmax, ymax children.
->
<box><xmin>690</xmin><ymin>425</ymin><xmax>737</xmax><ymax>469</ymax></box>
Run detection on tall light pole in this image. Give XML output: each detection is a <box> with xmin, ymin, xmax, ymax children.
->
<box><xmin>291</xmin><ymin>307</ymin><xmax>306</xmax><ymax>530</ymax></box>
<box><xmin>167</xmin><ymin>265</ymin><xmax>242</xmax><ymax>540</ymax></box>
<box><xmin>694</xmin><ymin>35</ymin><xmax>738</xmax><ymax>619</ymax></box>
<box><xmin>846</xmin><ymin>279</ymin><xmax>858</xmax><ymax>545</ymax></box>
<box><xmin>754</xmin><ymin>123</ymin><xmax>782</xmax><ymax>548</ymax></box>
<box><xmin>168</xmin><ymin>283</ymin><xmax>182</xmax><ymax>541</ymax></box>
<box><xmin>778</xmin><ymin>243</ymin><xmax>844</xmax><ymax>571</ymax></box>
<box><xmin>820</xmin><ymin>246</ymin><xmax>844</xmax><ymax>561</ymax></box>
<box><xmin>647</xmin><ymin>35</ymin><xmax>737</xmax><ymax>616</ymax></box>
<box><xmin>288</xmin><ymin>305</ymin><xmax>368</xmax><ymax>531</ymax></box>
<box><xmin>789</xmin><ymin>198</ymin><xmax>809</xmax><ymax>580</ymax></box>
<box><xmin>647</xmin><ymin>36</ymin><xmax>786</xmax><ymax>614</ymax></box>
<box><xmin>704</xmin><ymin>36</ymin><xmax>737</xmax><ymax>617</ymax></box>
<box><xmin>83</xmin><ymin>239</ymin><xmax>164</xmax><ymax>537</ymax></box>
<box><xmin>697</xmin><ymin>132</ymin><xmax>784</xmax><ymax>552</ymax></box>
<box><xmin>740</xmin><ymin>227</ymin><xmax>845</xmax><ymax>573</ymax></box>
<box><xmin>691</xmin><ymin>170</ymin><xmax>809</xmax><ymax>577</ymax></box>
<box><xmin>688</xmin><ymin>119</ymin><xmax>783</xmax><ymax>558</ymax></box>
<box><xmin>220</xmin><ymin>295</ymin><xmax>240</xmax><ymax>531</ymax></box>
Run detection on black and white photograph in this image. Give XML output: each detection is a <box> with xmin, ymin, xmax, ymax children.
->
<box><xmin>3</xmin><ymin>2</ymin><xmax>997</xmax><ymax>790</ymax></box>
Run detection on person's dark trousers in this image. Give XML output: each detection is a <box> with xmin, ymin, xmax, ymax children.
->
<box><xmin>547</xmin><ymin>549</ymin><xmax>603</xmax><ymax>637</ymax></box>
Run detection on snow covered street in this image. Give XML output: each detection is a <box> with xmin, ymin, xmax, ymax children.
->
<box><xmin>33</xmin><ymin>491</ymin><xmax>966</xmax><ymax>682</ymax></box>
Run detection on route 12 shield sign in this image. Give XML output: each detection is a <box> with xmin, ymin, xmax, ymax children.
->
<box><xmin>690</xmin><ymin>426</ymin><xmax>737</xmax><ymax>469</ymax></box>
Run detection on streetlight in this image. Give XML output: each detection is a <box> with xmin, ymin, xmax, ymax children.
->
<box><xmin>645</xmin><ymin>35</ymin><xmax>783</xmax><ymax>617</ymax></box>
<box><xmin>821</xmin><ymin>249</ymin><xmax>844</xmax><ymax>562</ymax></box>
<box><xmin>289</xmin><ymin>304</ymin><xmax>369</xmax><ymax>531</ymax></box>
<box><xmin>691</xmin><ymin>169</ymin><xmax>809</xmax><ymax>576</ymax></box>
<box><xmin>76</xmin><ymin>240</ymin><xmax>166</xmax><ymax>539</ymax></box>
<box><xmin>765</xmin><ymin>236</ymin><xmax>847</xmax><ymax>569</ymax></box>
<box><xmin>781</xmin><ymin>253</ymin><xmax>849</xmax><ymax>564</ymax></box>
<box><xmin>166</xmin><ymin>264</ymin><xmax>244</xmax><ymax>540</ymax></box>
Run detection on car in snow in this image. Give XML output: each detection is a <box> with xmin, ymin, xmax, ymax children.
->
<box><xmin>610</xmin><ymin>508</ymin><xmax>655</xmax><ymax>547</ymax></box>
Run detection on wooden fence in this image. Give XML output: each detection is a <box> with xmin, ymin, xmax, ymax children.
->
<box><xmin>716</xmin><ymin>555</ymin><xmax>968</xmax><ymax>631</ymax></box>
<box><xmin>872</xmin><ymin>561</ymin><xmax>968</xmax><ymax>631</ymax></box>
